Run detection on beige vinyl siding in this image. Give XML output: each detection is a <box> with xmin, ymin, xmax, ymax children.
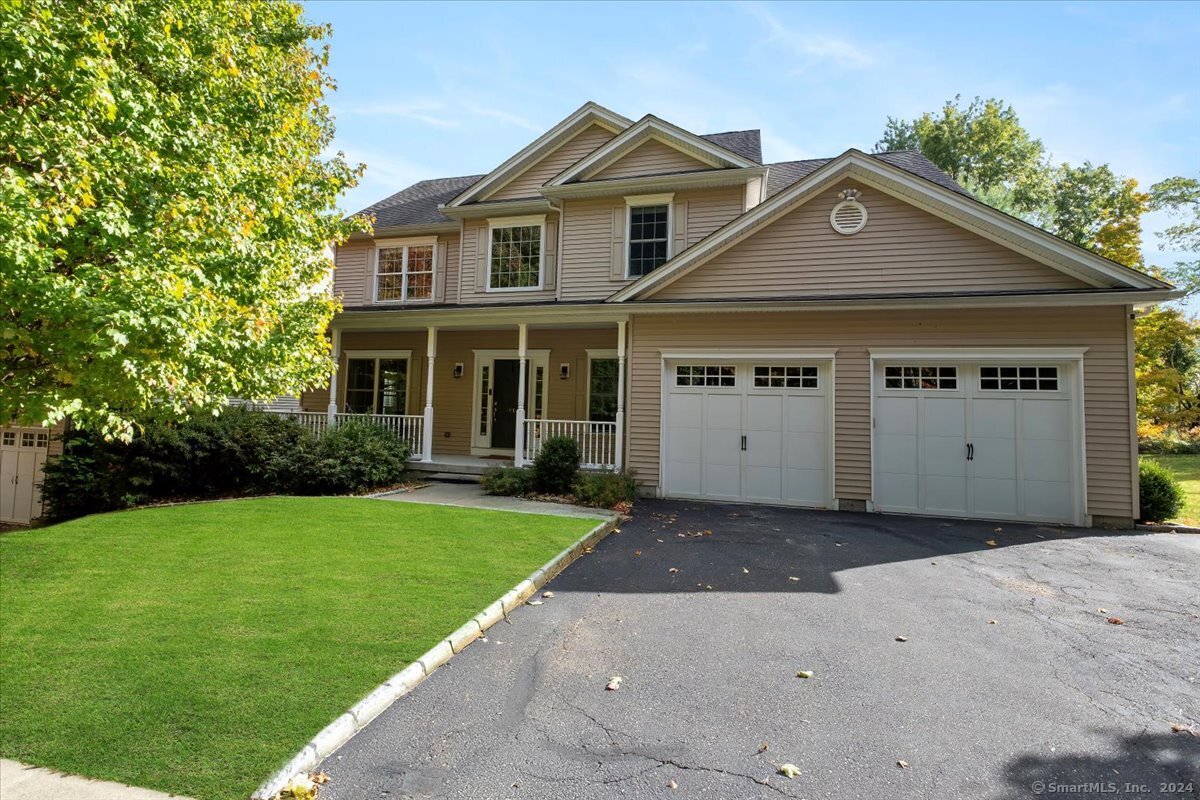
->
<box><xmin>591</xmin><ymin>138</ymin><xmax>714</xmax><ymax>181</ymax></box>
<box><xmin>654</xmin><ymin>180</ymin><xmax>1089</xmax><ymax>299</ymax></box>
<box><xmin>627</xmin><ymin>306</ymin><xmax>1134</xmax><ymax>520</ymax></box>
<box><xmin>304</xmin><ymin>327</ymin><xmax>617</xmax><ymax>456</ymax></box>
<box><xmin>333</xmin><ymin>233</ymin><xmax>460</xmax><ymax>307</ymax></box>
<box><xmin>486</xmin><ymin>124</ymin><xmax>616</xmax><ymax>202</ymax></box>
<box><xmin>559</xmin><ymin>186</ymin><xmax>746</xmax><ymax>301</ymax></box>
<box><xmin>458</xmin><ymin>214</ymin><xmax>560</xmax><ymax>304</ymax></box>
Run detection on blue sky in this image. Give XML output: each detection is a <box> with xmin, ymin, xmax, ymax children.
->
<box><xmin>307</xmin><ymin>0</ymin><xmax>1199</xmax><ymax>284</ymax></box>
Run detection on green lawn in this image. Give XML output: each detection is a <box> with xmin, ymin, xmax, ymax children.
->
<box><xmin>1142</xmin><ymin>454</ymin><xmax>1200</xmax><ymax>525</ymax></box>
<box><xmin>0</xmin><ymin>497</ymin><xmax>594</xmax><ymax>800</ymax></box>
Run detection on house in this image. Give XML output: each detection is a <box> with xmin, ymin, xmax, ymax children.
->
<box><xmin>295</xmin><ymin>101</ymin><xmax>1175</xmax><ymax>528</ymax></box>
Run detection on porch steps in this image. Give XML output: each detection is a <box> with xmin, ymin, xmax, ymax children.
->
<box><xmin>407</xmin><ymin>459</ymin><xmax>510</xmax><ymax>477</ymax></box>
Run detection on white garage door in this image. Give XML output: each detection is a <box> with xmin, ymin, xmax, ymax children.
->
<box><xmin>873</xmin><ymin>361</ymin><xmax>1081</xmax><ymax>524</ymax></box>
<box><xmin>1</xmin><ymin>428</ymin><xmax>50</xmax><ymax>525</ymax></box>
<box><xmin>664</xmin><ymin>361</ymin><xmax>831</xmax><ymax>507</ymax></box>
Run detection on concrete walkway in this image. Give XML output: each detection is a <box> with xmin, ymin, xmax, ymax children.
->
<box><xmin>0</xmin><ymin>760</ymin><xmax>190</xmax><ymax>800</ymax></box>
<box><xmin>371</xmin><ymin>480</ymin><xmax>613</xmax><ymax>520</ymax></box>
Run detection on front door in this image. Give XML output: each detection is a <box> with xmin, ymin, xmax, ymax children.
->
<box><xmin>490</xmin><ymin>359</ymin><xmax>521</xmax><ymax>449</ymax></box>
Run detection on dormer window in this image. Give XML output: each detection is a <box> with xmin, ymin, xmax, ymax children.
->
<box><xmin>488</xmin><ymin>215</ymin><xmax>545</xmax><ymax>291</ymax></box>
<box><xmin>625</xmin><ymin>193</ymin><xmax>674</xmax><ymax>278</ymax></box>
<box><xmin>375</xmin><ymin>237</ymin><xmax>435</xmax><ymax>303</ymax></box>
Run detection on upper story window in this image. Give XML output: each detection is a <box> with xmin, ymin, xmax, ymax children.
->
<box><xmin>488</xmin><ymin>215</ymin><xmax>544</xmax><ymax>291</ymax></box>
<box><xmin>375</xmin><ymin>238</ymin><xmax>435</xmax><ymax>303</ymax></box>
<box><xmin>626</xmin><ymin>193</ymin><xmax>673</xmax><ymax>278</ymax></box>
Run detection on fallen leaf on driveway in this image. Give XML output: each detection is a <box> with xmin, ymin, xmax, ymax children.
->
<box><xmin>634</xmin><ymin>550</ymin><xmax>642</xmax><ymax>556</ymax></box>
<box><xmin>606</xmin><ymin>676</ymin><xmax>623</xmax><ymax>691</ymax></box>
<box><xmin>542</xmin><ymin>591</ymin><xmax>555</xmax><ymax>598</ymax></box>
<box><xmin>1107</xmin><ymin>617</ymin><xmax>1124</xmax><ymax>625</ymax></box>
<box><xmin>668</xmin><ymin>567</ymin><xmax>679</xmax><ymax>573</ymax></box>
<box><xmin>705</xmin><ymin>584</ymin><xmax>713</xmax><ymax>590</ymax></box>
<box><xmin>1098</xmin><ymin>607</ymin><xmax>1108</xmax><ymax>613</ymax></box>
<box><xmin>656</xmin><ymin>538</ymin><xmax>664</xmax><ymax>542</ymax></box>
<box><xmin>777</xmin><ymin>763</ymin><xmax>801</xmax><ymax>778</ymax></box>
<box><xmin>987</xmin><ymin>619</ymin><xmax>997</xmax><ymax>625</ymax></box>
<box><xmin>895</xmin><ymin>635</ymin><xmax>908</xmax><ymax>642</ymax></box>
<box><xmin>758</xmin><ymin>742</ymin><xmax>769</xmax><ymax>753</ymax></box>
<box><xmin>897</xmin><ymin>760</ymin><xmax>910</xmax><ymax>769</ymax></box>
<box><xmin>310</xmin><ymin>771</ymin><xmax>330</xmax><ymax>785</ymax></box>
<box><xmin>667</xmin><ymin>779</ymin><xmax>678</xmax><ymax>789</ymax></box>
<box><xmin>796</xmin><ymin>670</ymin><xmax>814</xmax><ymax>679</ymax></box>
<box><xmin>526</xmin><ymin>600</ymin><xmax>544</xmax><ymax>606</ymax></box>
<box><xmin>985</xmin><ymin>540</ymin><xmax>998</xmax><ymax>547</ymax></box>
<box><xmin>788</xmin><ymin>576</ymin><xmax>799</xmax><ymax>582</ymax></box>
<box><xmin>742</xmin><ymin>567</ymin><xmax>750</xmax><ymax>573</ymax></box>
<box><xmin>1171</xmin><ymin>723</ymin><xmax>1197</xmax><ymax>736</ymax></box>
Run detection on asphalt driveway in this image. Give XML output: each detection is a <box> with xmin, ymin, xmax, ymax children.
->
<box><xmin>320</xmin><ymin>500</ymin><xmax>1200</xmax><ymax>800</ymax></box>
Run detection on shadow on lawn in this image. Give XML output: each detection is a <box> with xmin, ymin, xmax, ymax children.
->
<box><xmin>550</xmin><ymin>498</ymin><xmax>1157</xmax><ymax>595</ymax></box>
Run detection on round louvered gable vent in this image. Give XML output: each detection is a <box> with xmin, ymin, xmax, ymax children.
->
<box><xmin>830</xmin><ymin>189</ymin><xmax>867</xmax><ymax>235</ymax></box>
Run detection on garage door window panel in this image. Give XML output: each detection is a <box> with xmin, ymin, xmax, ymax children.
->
<box><xmin>753</xmin><ymin>365</ymin><xmax>818</xmax><ymax>389</ymax></box>
<box><xmin>675</xmin><ymin>365</ymin><xmax>736</xmax><ymax>387</ymax></box>
<box><xmin>883</xmin><ymin>365</ymin><xmax>957</xmax><ymax>390</ymax></box>
<box><xmin>980</xmin><ymin>366</ymin><xmax>1059</xmax><ymax>392</ymax></box>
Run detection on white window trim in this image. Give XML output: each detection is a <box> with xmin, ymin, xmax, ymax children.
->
<box><xmin>625</xmin><ymin>194</ymin><xmax>674</xmax><ymax>279</ymax></box>
<box><xmin>586</xmin><ymin>349</ymin><xmax>619</xmax><ymax>423</ymax></box>
<box><xmin>486</xmin><ymin>214</ymin><xmax>546</xmax><ymax>293</ymax></box>
<box><xmin>373</xmin><ymin>236</ymin><xmax>438</xmax><ymax>305</ymax></box>
<box><xmin>342</xmin><ymin>349</ymin><xmax>413</xmax><ymax>415</ymax></box>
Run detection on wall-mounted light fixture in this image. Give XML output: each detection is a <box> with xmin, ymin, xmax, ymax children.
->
<box><xmin>453</xmin><ymin>362</ymin><xmax>464</xmax><ymax>379</ymax></box>
<box><xmin>560</xmin><ymin>363</ymin><xmax>570</xmax><ymax>380</ymax></box>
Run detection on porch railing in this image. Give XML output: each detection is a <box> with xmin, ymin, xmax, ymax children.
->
<box><xmin>524</xmin><ymin>419</ymin><xmax>617</xmax><ymax>470</ymax></box>
<box><xmin>262</xmin><ymin>410</ymin><xmax>424</xmax><ymax>456</ymax></box>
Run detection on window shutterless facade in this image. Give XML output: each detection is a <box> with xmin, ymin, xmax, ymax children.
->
<box><xmin>487</xmin><ymin>215</ymin><xmax>545</xmax><ymax>291</ymax></box>
<box><xmin>343</xmin><ymin>355</ymin><xmax>410</xmax><ymax>415</ymax></box>
<box><xmin>374</xmin><ymin>238</ymin><xmax>436</xmax><ymax>303</ymax></box>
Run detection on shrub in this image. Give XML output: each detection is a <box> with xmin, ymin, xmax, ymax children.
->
<box><xmin>573</xmin><ymin>470</ymin><xmax>638</xmax><ymax>509</ymax></box>
<box><xmin>531</xmin><ymin>435</ymin><xmax>580</xmax><ymax>495</ymax></box>
<box><xmin>285</xmin><ymin>422</ymin><xmax>410</xmax><ymax>495</ymax></box>
<box><xmin>481</xmin><ymin>466</ymin><xmax>534</xmax><ymax>496</ymax></box>
<box><xmin>1139</xmin><ymin>460</ymin><xmax>1185</xmax><ymax>522</ymax></box>
<box><xmin>41</xmin><ymin>410</ymin><xmax>409</xmax><ymax>520</ymax></box>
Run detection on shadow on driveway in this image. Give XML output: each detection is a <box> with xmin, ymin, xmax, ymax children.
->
<box><xmin>553</xmin><ymin>499</ymin><xmax>1147</xmax><ymax>595</ymax></box>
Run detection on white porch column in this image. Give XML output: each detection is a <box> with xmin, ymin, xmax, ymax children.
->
<box><xmin>421</xmin><ymin>326</ymin><xmax>436</xmax><ymax>462</ymax></box>
<box><xmin>514</xmin><ymin>323</ymin><xmax>528</xmax><ymax>466</ymax></box>
<box><xmin>326</xmin><ymin>326</ymin><xmax>341</xmax><ymax>426</ymax></box>
<box><xmin>615</xmin><ymin>319</ymin><xmax>627</xmax><ymax>472</ymax></box>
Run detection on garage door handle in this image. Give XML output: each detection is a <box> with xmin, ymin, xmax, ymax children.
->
<box><xmin>741</xmin><ymin>435</ymin><xmax>747</xmax><ymax>451</ymax></box>
<box><xmin>966</xmin><ymin>443</ymin><xmax>974</xmax><ymax>461</ymax></box>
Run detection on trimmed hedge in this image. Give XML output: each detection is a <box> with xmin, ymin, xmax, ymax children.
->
<box><xmin>480</xmin><ymin>465</ymin><xmax>534</xmax><ymax>496</ymax></box>
<box><xmin>573</xmin><ymin>470</ymin><xmax>638</xmax><ymax>509</ymax></box>
<box><xmin>1138</xmin><ymin>460</ymin><xmax>1185</xmax><ymax>523</ymax></box>
<box><xmin>42</xmin><ymin>408</ymin><xmax>410</xmax><ymax>520</ymax></box>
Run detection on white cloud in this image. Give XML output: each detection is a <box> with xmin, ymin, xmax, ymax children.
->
<box><xmin>469</xmin><ymin>106</ymin><xmax>545</xmax><ymax>134</ymax></box>
<box><xmin>340</xmin><ymin>99</ymin><xmax>459</xmax><ymax>129</ymax></box>
<box><xmin>744</xmin><ymin>3</ymin><xmax>876</xmax><ymax>70</ymax></box>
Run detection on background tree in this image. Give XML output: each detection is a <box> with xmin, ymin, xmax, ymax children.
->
<box><xmin>1134</xmin><ymin>307</ymin><xmax>1200</xmax><ymax>436</ymax></box>
<box><xmin>875</xmin><ymin>95</ymin><xmax>1051</xmax><ymax>214</ymax></box>
<box><xmin>1</xmin><ymin>0</ymin><xmax>367</xmax><ymax>439</ymax></box>
<box><xmin>1149</xmin><ymin>175</ymin><xmax>1200</xmax><ymax>295</ymax></box>
<box><xmin>1042</xmin><ymin>162</ymin><xmax>1150</xmax><ymax>268</ymax></box>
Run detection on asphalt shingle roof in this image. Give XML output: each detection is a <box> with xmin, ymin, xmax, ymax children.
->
<box><xmin>699</xmin><ymin>129</ymin><xmax>763</xmax><ymax>163</ymax></box>
<box><xmin>353</xmin><ymin>174</ymin><xmax>482</xmax><ymax>228</ymax></box>
<box><xmin>764</xmin><ymin>150</ymin><xmax>970</xmax><ymax>199</ymax></box>
<box><xmin>354</xmin><ymin>145</ymin><xmax>966</xmax><ymax>231</ymax></box>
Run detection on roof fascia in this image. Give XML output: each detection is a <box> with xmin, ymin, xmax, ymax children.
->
<box><xmin>540</xmin><ymin>166</ymin><xmax>766</xmax><ymax>200</ymax></box>
<box><xmin>445</xmin><ymin>102</ymin><xmax>632</xmax><ymax>208</ymax></box>
<box><xmin>439</xmin><ymin>197</ymin><xmax>556</xmax><ymax>220</ymax></box>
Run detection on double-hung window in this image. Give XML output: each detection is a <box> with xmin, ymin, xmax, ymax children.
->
<box><xmin>375</xmin><ymin>238</ymin><xmax>435</xmax><ymax>303</ymax></box>
<box><xmin>344</xmin><ymin>354</ymin><xmax>410</xmax><ymax>415</ymax></box>
<box><xmin>626</xmin><ymin>194</ymin><xmax>673</xmax><ymax>278</ymax></box>
<box><xmin>488</xmin><ymin>215</ymin><xmax>544</xmax><ymax>291</ymax></box>
<box><xmin>587</xmin><ymin>351</ymin><xmax>619</xmax><ymax>423</ymax></box>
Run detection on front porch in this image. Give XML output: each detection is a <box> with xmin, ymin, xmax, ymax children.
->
<box><xmin>288</xmin><ymin>319</ymin><xmax>629</xmax><ymax>472</ymax></box>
